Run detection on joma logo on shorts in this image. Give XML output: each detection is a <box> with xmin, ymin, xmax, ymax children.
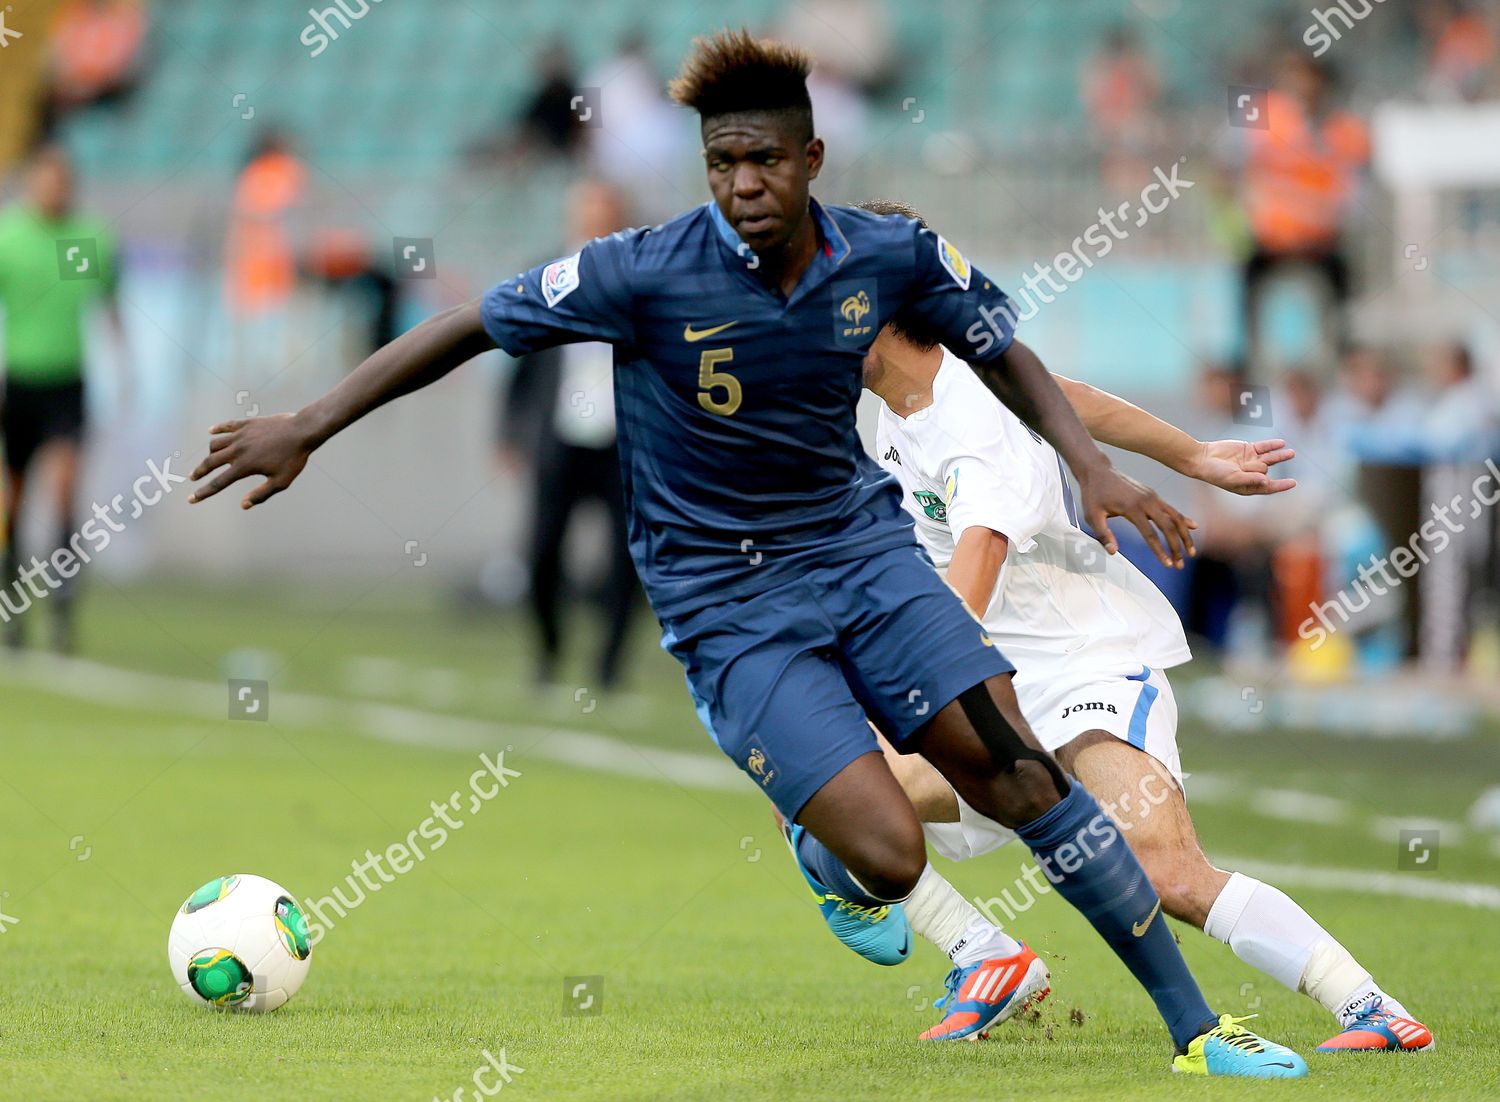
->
<box><xmin>1060</xmin><ymin>701</ymin><xmax>1118</xmax><ymax>720</ymax></box>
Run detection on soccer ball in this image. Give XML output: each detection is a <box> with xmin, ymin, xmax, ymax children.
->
<box><xmin>167</xmin><ymin>873</ymin><xmax>312</xmax><ymax>1012</ymax></box>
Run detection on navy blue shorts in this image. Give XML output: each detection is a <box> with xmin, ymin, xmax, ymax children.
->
<box><xmin>661</xmin><ymin>544</ymin><xmax>1013</xmax><ymax>820</ymax></box>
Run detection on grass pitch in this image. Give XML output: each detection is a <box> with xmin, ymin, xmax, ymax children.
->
<box><xmin>0</xmin><ymin>583</ymin><xmax>1497</xmax><ymax>1100</ymax></box>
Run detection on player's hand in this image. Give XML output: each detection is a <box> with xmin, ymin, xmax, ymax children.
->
<box><xmin>1076</xmin><ymin>463</ymin><xmax>1196</xmax><ymax>568</ymax></box>
<box><xmin>189</xmin><ymin>413</ymin><xmax>315</xmax><ymax>510</ymax></box>
<box><xmin>1188</xmin><ymin>439</ymin><xmax>1298</xmax><ymax>497</ymax></box>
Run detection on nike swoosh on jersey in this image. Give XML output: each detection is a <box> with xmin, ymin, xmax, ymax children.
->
<box><xmin>1131</xmin><ymin>899</ymin><xmax>1162</xmax><ymax>937</ymax></box>
<box><xmin>683</xmin><ymin>320</ymin><xmax>738</xmax><ymax>342</ymax></box>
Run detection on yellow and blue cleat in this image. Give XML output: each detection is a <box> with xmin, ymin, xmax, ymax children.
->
<box><xmin>1172</xmin><ymin>1014</ymin><xmax>1309</xmax><ymax>1078</ymax></box>
<box><xmin>783</xmin><ymin>823</ymin><xmax>911</xmax><ymax>966</ymax></box>
<box><xmin>920</xmin><ymin>942</ymin><xmax>1051</xmax><ymax>1041</ymax></box>
<box><xmin>1315</xmin><ymin>1000</ymin><xmax>1433</xmax><ymax>1052</ymax></box>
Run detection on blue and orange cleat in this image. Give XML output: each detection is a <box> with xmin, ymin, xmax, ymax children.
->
<box><xmin>1172</xmin><ymin>1014</ymin><xmax>1309</xmax><ymax>1078</ymax></box>
<box><xmin>1316</xmin><ymin>1000</ymin><xmax>1433</xmax><ymax>1052</ymax></box>
<box><xmin>782</xmin><ymin>822</ymin><xmax>911</xmax><ymax>966</ymax></box>
<box><xmin>920</xmin><ymin>943</ymin><xmax>1051</xmax><ymax>1041</ymax></box>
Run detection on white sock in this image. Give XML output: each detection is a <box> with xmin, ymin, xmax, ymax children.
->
<box><xmin>905</xmin><ymin>864</ymin><xmax>1023</xmax><ymax>967</ymax></box>
<box><xmin>1204</xmin><ymin>872</ymin><xmax>1410</xmax><ymax>1025</ymax></box>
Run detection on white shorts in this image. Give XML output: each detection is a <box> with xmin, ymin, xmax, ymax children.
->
<box><xmin>923</xmin><ymin>666</ymin><xmax>1182</xmax><ymax>863</ymax></box>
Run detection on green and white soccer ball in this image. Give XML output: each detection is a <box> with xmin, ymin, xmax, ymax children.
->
<box><xmin>167</xmin><ymin>873</ymin><xmax>312</xmax><ymax>1012</ymax></box>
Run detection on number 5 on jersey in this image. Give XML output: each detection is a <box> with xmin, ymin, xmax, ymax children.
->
<box><xmin>697</xmin><ymin>348</ymin><xmax>741</xmax><ymax>416</ymax></box>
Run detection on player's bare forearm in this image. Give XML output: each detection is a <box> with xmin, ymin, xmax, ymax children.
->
<box><xmin>1055</xmin><ymin>376</ymin><xmax>1299</xmax><ymax>498</ymax></box>
<box><xmin>190</xmin><ymin>299</ymin><xmax>493</xmax><ymax>509</ymax></box>
<box><xmin>299</xmin><ymin>298</ymin><xmax>493</xmax><ymax>447</ymax></box>
<box><xmin>968</xmin><ymin>338</ymin><xmax>1195</xmax><ymax>567</ymax></box>
<box><xmin>1055</xmin><ymin>375</ymin><xmax>1199</xmax><ymax>474</ymax></box>
<box><xmin>947</xmin><ymin>526</ymin><xmax>1008</xmax><ymax>619</ymax></box>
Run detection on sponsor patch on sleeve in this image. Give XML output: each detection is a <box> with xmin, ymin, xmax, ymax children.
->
<box><xmin>541</xmin><ymin>252</ymin><xmax>581</xmax><ymax>308</ymax></box>
<box><xmin>936</xmin><ymin>234</ymin><xmax>971</xmax><ymax>291</ymax></box>
<box><xmin>945</xmin><ymin>466</ymin><xmax>959</xmax><ymax>505</ymax></box>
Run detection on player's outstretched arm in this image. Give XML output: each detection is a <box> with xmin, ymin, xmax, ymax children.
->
<box><xmin>190</xmin><ymin>299</ymin><xmax>493</xmax><ymax>509</ymax></box>
<box><xmin>969</xmin><ymin>338</ymin><xmax>1195</xmax><ymax>568</ymax></box>
<box><xmin>1055</xmin><ymin>375</ymin><xmax>1298</xmax><ymax>497</ymax></box>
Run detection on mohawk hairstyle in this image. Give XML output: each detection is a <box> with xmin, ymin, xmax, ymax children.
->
<box><xmin>856</xmin><ymin>199</ymin><xmax>944</xmax><ymax>352</ymax></box>
<box><xmin>669</xmin><ymin>28</ymin><xmax>814</xmax><ymax>139</ymax></box>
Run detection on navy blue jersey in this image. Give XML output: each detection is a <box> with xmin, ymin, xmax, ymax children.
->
<box><xmin>481</xmin><ymin>199</ymin><xmax>1018</xmax><ymax>617</ymax></box>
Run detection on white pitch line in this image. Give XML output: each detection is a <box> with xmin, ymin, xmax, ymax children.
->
<box><xmin>1212</xmin><ymin>856</ymin><xmax>1500</xmax><ymax>911</ymax></box>
<box><xmin>0</xmin><ymin>652</ymin><xmax>744</xmax><ymax>792</ymax></box>
<box><xmin>5</xmin><ymin>653</ymin><xmax>1499</xmax><ymax>910</ymax></box>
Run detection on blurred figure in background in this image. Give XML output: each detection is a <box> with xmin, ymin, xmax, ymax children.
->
<box><xmin>40</xmin><ymin>0</ymin><xmax>148</xmax><ymax>140</ymax></box>
<box><xmin>514</xmin><ymin>41</ymin><xmax>589</xmax><ymax>160</ymax></box>
<box><xmin>1421</xmin><ymin>340</ymin><xmax>1497</xmax><ymax>461</ymax></box>
<box><xmin>773</xmin><ymin>0</ymin><xmax>890</xmax><ymax>175</ymax></box>
<box><xmin>1421</xmin><ymin>0</ymin><xmax>1498</xmax><ymax>102</ymax></box>
<box><xmin>582</xmin><ymin>30</ymin><xmax>688</xmax><ymax>216</ymax></box>
<box><xmin>1186</xmin><ymin>364</ymin><xmax>1282</xmax><ymax>657</ymax></box>
<box><xmin>0</xmin><ymin>146</ymin><xmax>127</xmax><ymax>651</ymax></box>
<box><xmin>1417</xmin><ymin>340</ymin><xmax>1498</xmax><ymax>670</ymax></box>
<box><xmin>304</xmin><ymin>228</ymin><xmax>403</xmax><ymax>358</ymax></box>
<box><xmin>1080</xmin><ymin>26</ymin><xmax>1163</xmax><ymax>192</ymax></box>
<box><xmin>1273</xmin><ymin>367</ymin><xmax>1347</xmax><ymax>522</ymax></box>
<box><xmin>224</xmin><ymin>130</ymin><xmax>306</xmax><ymax>374</ymax></box>
<box><xmin>499</xmin><ymin>180</ymin><xmax>638</xmax><ymax>691</ymax></box>
<box><xmin>1236</xmin><ymin>54</ymin><xmax>1369</xmax><ymax>376</ymax></box>
<box><xmin>1323</xmin><ymin>345</ymin><xmax>1425</xmax><ymax>464</ymax></box>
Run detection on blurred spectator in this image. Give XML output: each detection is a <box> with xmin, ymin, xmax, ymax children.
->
<box><xmin>515</xmin><ymin>41</ymin><xmax>589</xmax><ymax>160</ymax></box>
<box><xmin>1186</xmin><ymin>364</ymin><xmax>1282</xmax><ymax>655</ymax></box>
<box><xmin>225</xmin><ymin>130</ymin><xmax>306</xmax><ymax>319</ymax></box>
<box><xmin>0</xmin><ymin>146</ymin><xmax>128</xmax><ymax>652</ymax></box>
<box><xmin>1420</xmin><ymin>340</ymin><xmax>1498</xmax><ymax>460</ymax></box>
<box><xmin>803</xmin><ymin>61</ymin><xmax>872</xmax><ymax>178</ymax></box>
<box><xmin>1080</xmin><ymin>27</ymin><xmax>1163</xmax><ymax>192</ymax></box>
<box><xmin>582</xmin><ymin>31</ymin><xmax>689</xmax><ymax>216</ymax></box>
<box><xmin>774</xmin><ymin>0</ymin><xmax>895</xmax><ymax>89</ymax></box>
<box><xmin>773</xmin><ymin>0</ymin><xmax>887</xmax><ymax>177</ymax></box>
<box><xmin>224</xmin><ymin>130</ymin><xmax>306</xmax><ymax>377</ymax></box>
<box><xmin>304</xmin><ymin>229</ymin><xmax>403</xmax><ymax>358</ymax></box>
<box><xmin>1237</xmin><ymin>54</ymin><xmax>1369</xmax><ymax>375</ymax></box>
<box><xmin>1272</xmin><ymin>367</ymin><xmax>1349</xmax><ymax>523</ymax></box>
<box><xmin>1322</xmin><ymin>346</ymin><xmax>1426</xmax><ymax>464</ymax></box>
<box><xmin>1421</xmin><ymin>0</ymin><xmax>1498</xmax><ymax>102</ymax></box>
<box><xmin>40</xmin><ymin>0</ymin><xmax>147</xmax><ymax>140</ymax></box>
<box><xmin>499</xmin><ymin>180</ymin><xmax>639</xmax><ymax>691</ymax></box>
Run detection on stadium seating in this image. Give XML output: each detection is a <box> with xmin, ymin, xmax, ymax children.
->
<box><xmin>68</xmin><ymin>0</ymin><xmax>1346</xmax><ymax>181</ymax></box>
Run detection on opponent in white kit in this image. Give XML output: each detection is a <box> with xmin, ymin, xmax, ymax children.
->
<box><xmin>794</xmin><ymin>199</ymin><xmax>1432</xmax><ymax>1056</ymax></box>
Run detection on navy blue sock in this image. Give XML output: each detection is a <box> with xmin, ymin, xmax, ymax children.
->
<box><xmin>793</xmin><ymin>827</ymin><xmax>900</xmax><ymax>907</ymax></box>
<box><xmin>1015</xmin><ymin>782</ymin><xmax>1216</xmax><ymax>1050</ymax></box>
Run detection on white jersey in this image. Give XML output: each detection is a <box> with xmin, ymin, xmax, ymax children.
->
<box><xmin>873</xmin><ymin>348</ymin><xmax>1191</xmax><ymax>696</ymax></box>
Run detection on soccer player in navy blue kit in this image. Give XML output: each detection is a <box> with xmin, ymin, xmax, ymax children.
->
<box><xmin>190</xmin><ymin>30</ymin><xmax>1305</xmax><ymax>1076</ymax></box>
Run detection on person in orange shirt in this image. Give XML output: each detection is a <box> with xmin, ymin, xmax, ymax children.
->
<box><xmin>1081</xmin><ymin>27</ymin><xmax>1163</xmax><ymax>193</ymax></box>
<box><xmin>225</xmin><ymin>131</ymin><xmax>306</xmax><ymax>318</ymax></box>
<box><xmin>1239</xmin><ymin>55</ymin><xmax>1369</xmax><ymax>375</ymax></box>
<box><xmin>1423</xmin><ymin>0</ymin><xmax>1498</xmax><ymax>101</ymax></box>
<box><xmin>43</xmin><ymin>0</ymin><xmax>148</xmax><ymax>137</ymax></box>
